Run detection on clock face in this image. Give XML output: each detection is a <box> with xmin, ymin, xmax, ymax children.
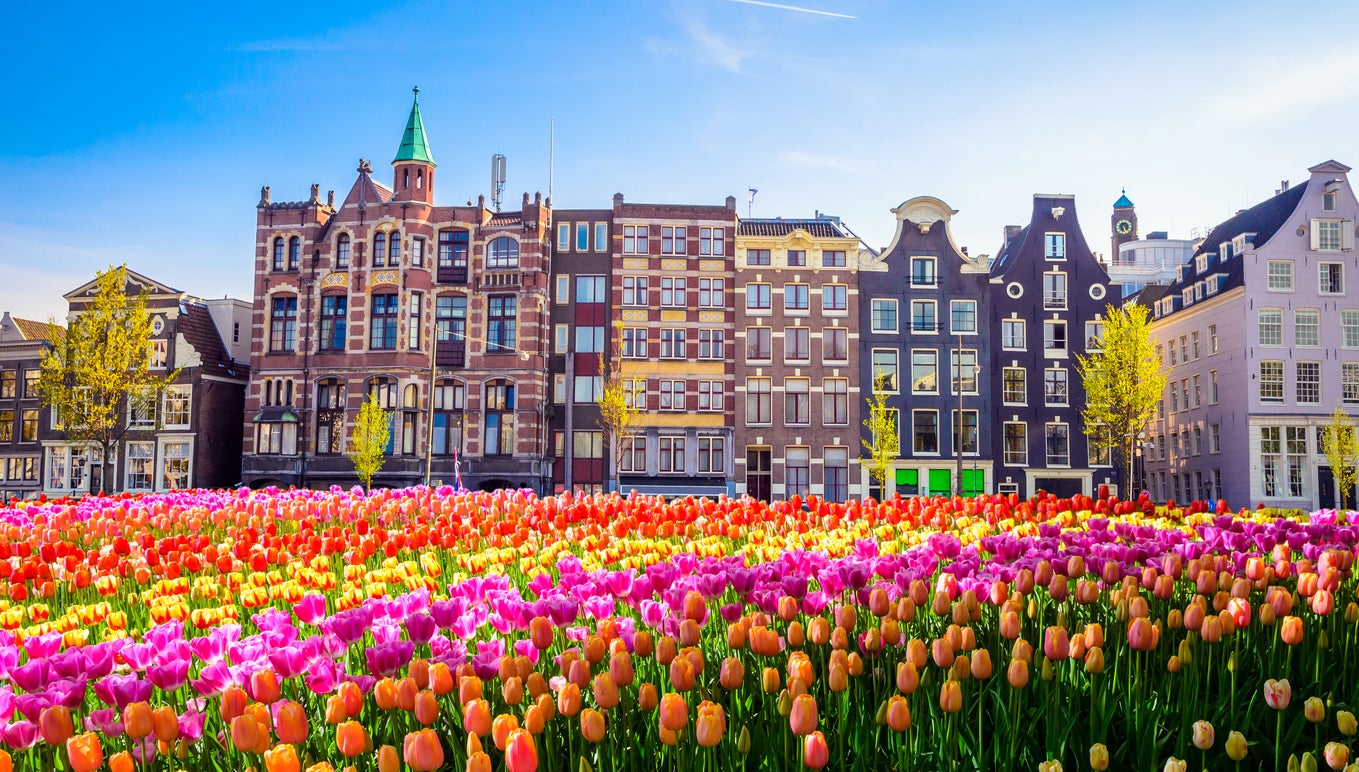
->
<box><xmin>1116</xmin><ymin>219</ymin><xmax>1133</xmax><ymax>235</ymax></box>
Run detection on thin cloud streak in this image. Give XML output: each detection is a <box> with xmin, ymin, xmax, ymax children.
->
<box><xmin>726</xmin><ymin>0</ymin><xmax>856</xmax><ymax>19</ymax></box>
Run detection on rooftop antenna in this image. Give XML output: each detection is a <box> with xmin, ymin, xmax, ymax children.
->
<box><xmin>747</xmin><ymin>187</ymin><xmax>758</xmax><ymax>219</ymax></box>
<box><xmin>491</xmin><ymin>154</ymin><xmax>506</xmax><ymax>212</ymax></box>
<box><xmin>548</xmin><ymin>117</ymin><xmax>554</xmax><ymax>204</ymax></box>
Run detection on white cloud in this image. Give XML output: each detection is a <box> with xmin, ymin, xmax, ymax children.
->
<box><xmin>645</xmin><ymin>15</ymin><xmax>749</xmax><ymax>73</ymax></box>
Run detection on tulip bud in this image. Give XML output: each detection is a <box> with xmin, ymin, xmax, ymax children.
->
<box><xmin>1302</xmin><ymin>751</ymin><xmax>1317</xmax><ymax>772</ymax></box>
<box><xmin>579</xmin><ymin>759</ymin><xmax>594</xmax><ymax>772</ymax></box>
<box><xmin>1084</xmin><ymin>646</ymin><xmax>1105</xmax><ymax>674</ymax></box>
<box><xmin>1167</xmin><ymin>656</ymin><xmax>1181</xmax><ymax>673</ymax></box>
<box><xmin>1192</xmin><ymin>720</ymin><xmax>1214</xmax><ymax>750</ymax></box>
<box><xmin>777</xmin><ymin>690</ymin><xmax>793</xmax><ymax>717</ymax></box>
<box><xmin>1306</xmin><ymin>697</ymin><xmax>1327</xmax><ymax>723</ymax></box>
<box><xmin>1007</xmin><ymin>658</ymin><xmax>1029</xmax><ymax>689</ymax></box>
<box><xmin>1225</xmin><ymin>730</ymin><xmax>1248</xmax><ymax>761</ymax></box>
<box><xmin>1163</xmin><ymin>758</ymin><xmax>1187</xmax><ymax>772</ymax></box>
<box><xmin>874</xmin><ymin>701</ymin><xmax>889</xmax><ymax>726</ymax></box>
<box><xmin>1339</xmin><ymin>710</ymin><xmax>1358</xmax><ymax>737</ymax></box>
<box><xmin>1089</xmin><ymin>743</ymin><xmax>1110</xmax><ymax>770</ymax></box>
<box><xmin>737</xmin><ymin>725</ymin><xmax>751</xmax><ymax>754</ymax></box>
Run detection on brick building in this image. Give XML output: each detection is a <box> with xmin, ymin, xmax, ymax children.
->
<box><xmin>241</xmin><ymin>90</ymin><xmax>553</xmax><ymax>492</ymax></box>
<box><xmin>612</xmin><ymin>194</ymin><xmax>738</xmax><ymax>496</ymax></box>
<box><xmin>0</xmin><ymin>314</ymin><xmax>61</xmax><ymax>501</ymax></box>
<box><xmin>548</xmin><ymin>208</ymin><xmax>613</xmax><ymax>493</ymax></box>
<box><xmin>735</xmin><ymin>216</ymin><xmax>863</xmax><ymax>502</ymax></box>
<box><xmin>43</xmin><ymin>271</ymin><xmax>248</xmax><ymax>494</ymax></box>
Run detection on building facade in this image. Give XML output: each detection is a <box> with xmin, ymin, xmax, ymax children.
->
<box><xmin>548</xmin><ymin>208</ymin><xmax>613</xmax><ymax>494</ymax></box>
<box><xmin>43</xmin><ymin>271</ymin><xmax>248</xmax><ymax>495</ymax></box>
<box><xmin>612</xmin><ymin>194</ymin><xmax>737</xmax><ymax>497</ymax></box>
<box><xmin>734</xmin><ymin>216</ymin><xmax>862</xmax><ymax>502</ymax></box>
<box><xmin>242</xmin><ymin>91</ymin><xmax>553</xmax><ymax>492</ymax></box>
<box><xmin>1144</xmin><ymin>161</ymin><xmax>1359</xmax><ymax>509</ymax></box>
<box><xmin>0</xmin><ymin>314</ymin><xmax>60</xmax><ymax>502</ymax></box>
<box><xmin>856</xmin><ymin>197</ymin><xmax>992</xmax><ymax>499</ymax></box>
<box><xmin>989</xmin><ymin>195</ymin><xmax>1117</xmax><ymax>498</ymax></box>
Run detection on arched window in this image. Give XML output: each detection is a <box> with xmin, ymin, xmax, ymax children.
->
<box><xmin>402</xmin><ymin>384</ymin><xmax>418</xmax><ymax>409</ymax></box>
<box><xmin>272</xmin><ymin>237</ymin><xmax>285</xmax><ymax>270</ymax></box>
<box><xmin>316</xmin><ymin>378</ymin><xmax>346</xmax><ymax>455</ymax></box>
<box><xmin>388</xmin><ymin>232</ymin><xmax>401</xmax><ymax>264</ymax></box>
<box><xmin>487</xmin><ymin>237</ymin><xmax>519</xmax><ymax>269</ymax></box>
<box><xmin>373</xmin><ymin>232</ymin><xmax>387</xmax><ymax>268</ymax></box>
<box><xmin>432</xmin><ymin>379</ymin><xmax>465</xmax><ymax>455</ymax></box>
<box><xmin>288</xmin><ymin>237</ymin><xmax>301</xmax><ymax>270</ymax></box>
<box><xmin>484</xmin><ymin>380</ymin><xmax>515</xmax><ymax>456</ymax></box>
<box><xmin>336</xmin><ymin>234</ymin><xmax>351</xmax><ymax>269</ymax></box>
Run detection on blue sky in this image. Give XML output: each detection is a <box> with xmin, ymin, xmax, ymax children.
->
<box><xmin>4</xmin><ymin>0</ymin><xmax>1359</xmax><ymax>321</ymax></box>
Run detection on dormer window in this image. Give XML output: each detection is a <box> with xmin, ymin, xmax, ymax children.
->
<box><xmin>1220</xmin><ymin>242</ymin><xmax>1233</xmax><ymax>260</ymax></box>
<box><xmin>1195</xmin><ymin>255</ymin><xmax>1208</xmax><ymax>274</ymax></box>
<box><xmin>1233</xmin><ymin>234</ymin><xmax>1250</xmax><ymax>254</ymax></box>
<box><xmin>1044</xmin><ymin>233</ymin><xmax>1066</xmax><ymax>260</ymax></box>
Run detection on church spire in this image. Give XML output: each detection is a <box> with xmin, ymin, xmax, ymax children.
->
<box><xmin>393</xmin><ymin>87</ymin><xmax>436</xmax><ymax>167</ymax></box>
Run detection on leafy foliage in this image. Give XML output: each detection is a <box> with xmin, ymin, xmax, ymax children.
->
<box><xmin>1077</xmin><ymin>303</ymin><xmax>1168</xmax><ymax>494</ymax></box>
<box><xmin>597</xmin><ymin>323</ymin><xmax>641</xmax><ymax>491</ymax></box>
<box><xmin>349</xmin><ymin>390</ymin><xmax>391</xmax><ymax>490</ymax></box>
<box><xmin>861</xmin><ymin>374</ymin><xmax>899</xmax><ymax>497</ymax></box>
<box><xmin>36</xmin><ymin>264</ymin><xmax>179</xmax><ymax>492</ymax></box>
<box><xmin>1322</xmin><ymin>407</ymin><xmax>1359</xmax><ymax>510</ymax></box>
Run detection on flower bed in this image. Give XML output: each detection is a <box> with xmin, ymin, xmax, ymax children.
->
<box><xmin>0</xmin><ymin>487</ymin><xmax>1351</xmax><ymax>771</ymax></box>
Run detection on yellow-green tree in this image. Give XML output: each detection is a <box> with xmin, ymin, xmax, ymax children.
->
<box><xmin>861</xmin><ymin>374</ymin><xmax>899</xmax><ymax>499</ymax></box>
<box><xmin>597</xmin><ymin>323</ymin><xmax>641</xmax><ymax>492</ymax></box>
<box><xmin>1322</xmin><ymin>408</ymin><xmax>1359</xmax><ymax>510</ymax></box>
<box><xmin>1077</xmin><ymin>303</ymin><xmax>1168</xmax><ymax>493</ymax></box>
<box><xmin>349</xmin><ymin>390</ymin><xmax>391</xmax><ymax>490</ymax></box>
<box><xmin>37</xmin><ymin>265</ymin><xmax>179</xmax><ymax>493</ymax></box>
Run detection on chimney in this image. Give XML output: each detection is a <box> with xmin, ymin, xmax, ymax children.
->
<box><xmin>1004</xmin><ymin>225</ymin><xmax>1022</xmax><ymax>245</ymax></box>
<box><xmin>1279</xmin><ymin>180</ymin><xmax>1290</xmax><ymax>193</ymax></box>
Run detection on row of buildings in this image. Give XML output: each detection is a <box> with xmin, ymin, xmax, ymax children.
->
<box><xmin>4</xmin><ymin>91</ymin><xmax>1357</xmax><ymax>510</ymax></box>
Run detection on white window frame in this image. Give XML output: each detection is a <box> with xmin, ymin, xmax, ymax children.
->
<box><xmin>156</xmin><ymin>436</ymin><xmax>194</xmax><ymax>492</ymax></box>
<box><xmin>162</xmin><ymin>385</ymin><xmax>191</xmax><ymax>430</ymax></box>
<box><xmin>1320</xmin><ymin>262</ymin><xmax>1345</xmax><ymax>295</ymax></box>
<box><xmin>870</xmin><ymin>299</ymin><xmax>898</xmax><ymax>334</ymax></box>
<box><xmin>1044</xmin><ymin>233</ymin><xmax>1066</xmax><ymax>260</ymax></box>
<box><xmin>1001</xmin><ymin>319</ymin><xmax>1026</xmax><ymax>350</ymax></box>
<box><xmin>1266</xmin><ymin>260</ymin><xmax>1294</xmax><ymax>291</ymax></box>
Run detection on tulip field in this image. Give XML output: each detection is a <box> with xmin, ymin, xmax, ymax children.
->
<box><xmin>0</xmin><ymin>487</ymin><xmax>1355</xmax><ymax>772</ymax></box>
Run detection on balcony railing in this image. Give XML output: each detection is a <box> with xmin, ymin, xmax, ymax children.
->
<box><xmin>479</xmin><ymin>271</ymin><xmax>523</xmax><ymax>291</ymax></box>
<box><xmin>1043</xmin><ymin>293</ymin><xmax>1067</xmax><ymax>310</ymax></box>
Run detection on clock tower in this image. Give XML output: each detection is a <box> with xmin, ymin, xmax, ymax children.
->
<box><xmin>1111</xmin><ymin>189</ymin><xmax>1137</xmax><ymax>262</ymax></box>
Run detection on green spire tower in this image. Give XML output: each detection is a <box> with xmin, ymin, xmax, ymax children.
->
<box><xmin>392</xmin><ymin>87</ymin><xmax>436</xmax><ymax>203</ymax></box>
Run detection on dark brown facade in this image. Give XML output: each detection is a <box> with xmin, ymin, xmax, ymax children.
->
<box><xmin>0</xmin><ymin>314</ymin><xmax>58</xmax><ymax>502</ymax></box>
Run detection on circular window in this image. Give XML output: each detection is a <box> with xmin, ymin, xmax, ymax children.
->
<box><xmin>1006</xmin><ymin>282</ymin><xmax>1023</xmax><ymax>299</ymax></box>
<box><xmin>1090</xmin><ymin>284</ymin><xmax>1107</xmax><ymax>301</ymax></box>
<box><xmin>1296</xmin><ymin>226</ymin><xmax>1307</xmax><ymax>237</ymax></box>
<box><xmin>150</xmin><ymin>316</ymin><xmax>165</xmax><ymax>335</ymax></box>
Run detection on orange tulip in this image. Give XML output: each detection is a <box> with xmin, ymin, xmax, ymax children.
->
<box><xmin>276</xmin><ymin>701</ymin><xmax>308</xmax><ymax>745</ymax></box>
<box><xmin>696</xmin><ymin>702</ymin><xmax>726</xmax><ymax>748</ymax></box>
<box><xmin>593</xmin><ymin>673</ymin><xmax>620</xmax><ymax>710</ymax></box>
<box><xmin>325</xmin><ymin>696</ymin><xmax>346</xmax><ymax>725</ymax></box>
<box><xmin>804</xmin><ymin>731</ymin><xmax>830</xmax><ymax>769</ymax></box>
<box><xmin>788</xmin><ymin>652</ymin><xmax>815</xmax><ymax>686</ymax></box>
<box><xmin>338</xmin><ymin>681</ymin><xmax>364</xmax><ymax>717</ymax></box>
<box><xmin>429</xmin><ymin>663</ymin><xmax>455</xmax><ymax>696</ymax></box>
<box><xmin>886</xmin><ymin>695</ymin><xmax>910</xmax><ymax>732</ymax></box>
<box><xmin>375</xmin><ymin>678</ymin><xmax>398</xmax><ymax>711</ymax></box>
<box><xmin>123</xmin><ymin>702</ymin><xmax>154</xmax><ymax>740</ymax></box>
<box><xmin>762</xmin><ymin>667</ymin><xmax>782</xmax><ymax>693</ymax></box>
<box><xmin>970</xmin><ymin>649</ymin><xmax>993</xmax><ymax>680</ymax></box>
<box><xmin>459</xmin><ymin>675</ymin><xmax>484</xmax><ymax>706</ymax></box>
<box><xmin>580</xmin><ymin>708</ymin><xmax>606</xmax><ymax>743</ymax></box>
<box><xmin>638</xmin><ymin>683</ymin><xmax>659</xmax><ymax>711</ymax></box>
<box><xmin>65</xmin><ymin>732</ymin><xmax>103</xmax><ymax>772</ymax></box>
<box><xmin>377</xmin><ymin>745</ymin><xmax>401</xmax><ymax>772</ymax></box>
<box><xmin>556</xmin><ymin>683</ymin><xmax>581</xmax><ymax>717</ymax></box>
<box><xmin>467</xmin><ymin>751</ymin><xmax>492</xmax><ymax>772</ymax></box>
<box><xmin>720</xmin><ymin>657</ymin><xmax>745</xmax><ymax>690</ymax></box>
<box><xmin>403</xmin><ymin>728</ymin><xmax>445</xmax><ymax>772</ymax></box>
<box><xmin>264</xmin><ymin>744</ymin><xmax>301</xmax><ymax>772</ymax></box>
<box><xmin>336</xmin><ymin>721</ymin><xmax>367</xmax><ymax>758</ymax></box>
<box><xmin>151</xmin><ymin>705</ymin><xmax>179</xmax><ymax>743</ymax></box>
<box><xmin>1281</xmin><ymin>615</ymin><xmax>1304</xmax><ymax>645</ymax></box>
<box><xmin>395</xmin><ymin>677</ymin><xmax>419</xmax><ymax>712</ymax></box>
<box><xmin>464</xmin><ymin>699</ymin><xmax>492</xmax><ymax>737</ymax></box>
<box><xmin>660</xmin><ymin>692</ymin><xmax>688</xmax><ymax>732</ymax></box>
<box><xmin>504</xmin><ymin>729</ymin><xmax>538</xmax><ymax>772</ymax></box>
<box><xmin>231</xmin><ymin>715</ymin><xmax>263</xmax><ymax>753</ymax></box>
<box><xmin>608</xmin><ymin>652</ymin><xmax>635</xmax><ymax>687</ymax></box>
<box><xmin>252</xmin><ymin>669</ymin><xmax>282</xmax><ymax>704</ymax></box>
<box><xmin>492</xmin><ymin>714</ymin><xmax>520</xmax><ymax>751</ymax></box>
<box><xmin>530</xmin><ymin>617</ymin><xmax>554</xmax><ymax>650</ymax></box>
<box><xmin>108</xmin><ymin>751</ymin><xmax>134</xmax><ymax>772</ymax></box>
<box><xmin>896</xmin><ymin>661</ymin><xmax>920</xmax><ymax>694</ymax></box>
<box><xmin>524</xmin><ymin>704</ymin><xmax>546</xmax><ymax>735</ymax></box>
<box><xmin>940</xmin><ymin>680</ymin><xmax>963</xmax><ymax>713</ymax></box>
<box><xmin>789</xmin><ymin>694</ymin><xmax>818</xmax><ymax>736</ymax></box>
<box><xmin>415</xmin><ymin>691</ymin><xmax>439</xmax><ymax>726</ymax></box>
<box><xmin>37</xmin><ymin>705</ymin><xmax>73</xmax><ymax>746</ymax></box>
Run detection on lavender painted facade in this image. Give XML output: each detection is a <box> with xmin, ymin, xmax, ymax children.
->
<box><xmin>1144</xmin><ymin>161</ymin><xmax>1359</xmax><ymax>509</ymax></box>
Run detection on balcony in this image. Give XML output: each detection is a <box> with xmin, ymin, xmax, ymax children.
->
<box><xmin>1043</xmin><ymin>292</ymin><xmax>1067</xmax><ymax>310</ymax></box>
<box><xmin>437</xmin><ymin>265</ymin><xmax>468</xmax><ymax>284</ymax></box>
<box><xmin>479</xmin><ymin>271</ymin><xmax>523</xmax><ymax>291</ymax></box>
